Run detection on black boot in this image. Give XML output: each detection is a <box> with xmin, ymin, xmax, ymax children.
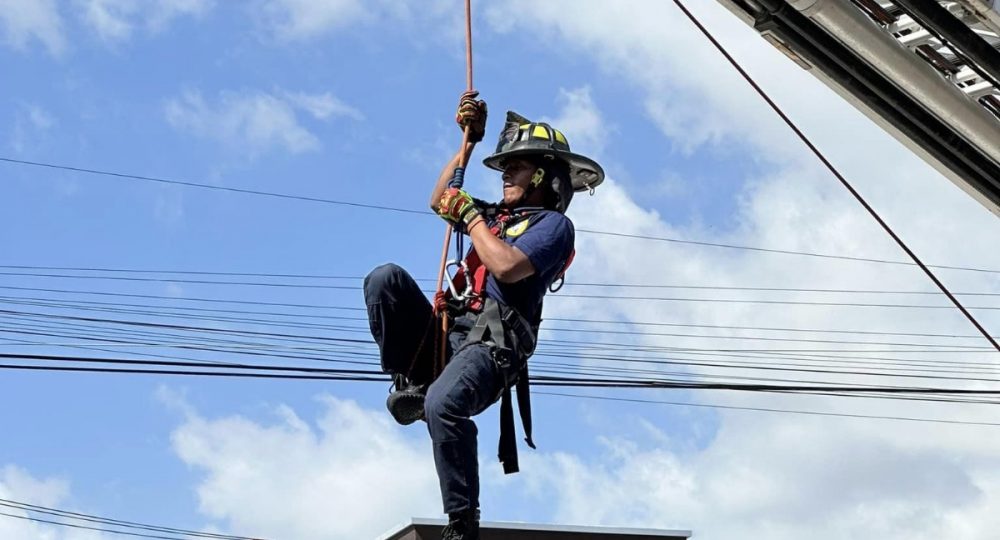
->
<box><xmin>441</xmin><ymin>508</ymin><xmax>479</xmax><ymax>540</ymax></box>
<box><xmin>386</xmin><ymin>374</ymin><xmax>426</xmax><ymax>426</ymax></box>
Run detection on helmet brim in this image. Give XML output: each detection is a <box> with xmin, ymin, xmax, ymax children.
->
<box><xmin>483</xmin><ymin>148</ymin><xmax>605</xmax><ymax>192</ymax></box>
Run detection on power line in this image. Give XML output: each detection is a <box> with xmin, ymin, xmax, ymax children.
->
<box><xmin>2</xmin><ymin>350</ymin><xmax>997</xmax><ymax>401</ymax></box>
<box><xmin>574</xmin><ymin>228</ymin><xmax>1000</xmax><ymax>274</ymax></box>
<box><xmin>0</xmin><ymin>352</ymin><xmax>382</xmax><ymax>377</ymax></box>
<box><xmin>554</xmin><ymin>292</ymin><xmax>1000</xmax><ymax>310</ymax></box>
<box><xmin>3</xmin><ymin>320</ymin><xmax>998</xmax><ymax>406</ymax></box>
<box><xmin>3</xmin><ymin>156</ymin><xmax>998</xmax><ymax>274</ymax></box>
<box><xmin>0</xmin><ymin>362</ymin><xmax>385</xmax><ymax>381</ymax></box>
<box><xmin>3</xmin><ymin>265</ymin><xmax>1000</xmax><ymax>296</ymax></box>
<box><xmin>11</xmin><ymin>310</ymin><xmax>998</xmax><ymax>390</ymax></box>
<box><xmin>2</xmin><ymin>285</ymin><xmax>993</xmax><ymax>340</ymax></box>
<box><xmin>0</xmin><ymin>498</ymin><xmax>259</xmax><ymax>540</ymax></box>
<box><xmin>5</xmin><ymin>280</ymin><xmax>997</xmax><ymax>312</ymax></box>
<box><xmin>0</xmin><ymin>156</ymin><xmax>426</xmax><ymax>216</ymax></box>
<box><xmin>7</xmin><ymin>304</ymin><xmax>990</xmax><ymax>351</ymax></box>
<box><xmin>4</xmin><ymin>303</ymin><xmax>992</xmax><ymax>357</ymax></box>
<box><xmin>6</xmin><ymin>319</ymin><xmax>994</xmax><ymax>389</ymax></box>
<box><xmin>536</xmin><ymin>391</ymin><xmax>1000</xmax><ymax>427</ymax></box>
<box><xmin>0</xmin><ymin>510</ymin><xmax>189</xmax><ymax>540</ymax></box>
<box><xmin>5</xmin><ymin>297</ymin><xmax>997</xmax><ymax>374</ymax></box>
<box><xmin>7</xmin><ymin>323</ymin><xmax>987</xmax><ymax>385</ymax></box>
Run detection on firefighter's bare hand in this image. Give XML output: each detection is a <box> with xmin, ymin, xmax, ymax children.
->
<box><xmin>456</xmin><ymin>90</ymin><xmax>487</xmax><ymax>143</ymax></box>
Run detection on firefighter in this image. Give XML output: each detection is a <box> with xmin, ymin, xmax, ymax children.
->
<box><xmin>364</xmin><ymin>92</ymin><xmax>604</xmax><ymax>540</ymax></box>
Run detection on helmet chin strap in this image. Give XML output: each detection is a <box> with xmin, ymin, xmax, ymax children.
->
<box><xmin>517</xmin><ymin>167</ymin><xmax>545</xmax><ymax>207</ymax></box>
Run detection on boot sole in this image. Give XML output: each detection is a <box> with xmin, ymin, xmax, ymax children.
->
<box><xmin>386</xmin><ymin>391</ymin><xmax>425</xmax><ymax>425</ymax></box>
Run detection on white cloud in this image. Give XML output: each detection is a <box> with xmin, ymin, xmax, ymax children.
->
<box><xmin>0</xmin><ymin>0</ymin><xmax>66</xmax><ymax>56</ymax></box>
<box><xmin>259</xmin><ymin>0</ymin><xmax>369</xmax><ymax>40</ymax></box>
<box><xmin>283</xmin><ymin>91</ymin><xmax>364</xmax><ymax>121</ymax></box>
<box><xmin>518</xmin><ymin>416</ymin><xmax>1000</xmax><ymax>540</ymax></box>
<box><xmin>256</xmin><ymin>0</ymin><xmax>457</xmax><ymax>41</ymax></box>
<box><xmin>540</xmin><ymin>87</ymin><xmax>609</xmax><ymax>157</ymax></box>
<box><xmin>27</xmin><ymin>105</ymin><xmax>56</xmax><ymax>131</ymax></box>
<box><xmin>76</xmin><ymin>0</ymin><xmax>212</xmax><ymax>43</ymax></box>
<box><xmin>164</xmin><ymin>89</ymin><xmax>360</xmax><ymax>155</ymax></box>
<box><xmin>484</xmin><ymin>0</ymin><xmax>871</xmax><ymax>162</ymax></box>
<box><xmin>0</xmin><ymin>465</ymin><xmax>109</xmax><ymax>539</ymax></box>
<box><xmin>9</xmin><ymin>104</ymin><xmax>57</xmax><ymax>155</ymax></box>
<box><xmin>169</xmin><ymin>395</ymin><xmax>439</xmax><ymax>540</ymax></box>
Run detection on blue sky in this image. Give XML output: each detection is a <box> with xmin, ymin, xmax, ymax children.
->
<box><xmin>2</xmin><ymin>1</ymin><xmax>999</xmax><ymax>539</ymax></box>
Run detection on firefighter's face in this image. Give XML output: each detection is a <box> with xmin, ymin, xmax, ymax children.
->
<box><xmin>501</xmin><ymin>159</ymin><xmax>537</xmax><ymax>206</ymax></box>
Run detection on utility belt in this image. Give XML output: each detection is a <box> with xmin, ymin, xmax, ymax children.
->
<box><xmin>456</xmin><ymin>297</ymin><xmax>537</xmax><ymax>475</ymax></box>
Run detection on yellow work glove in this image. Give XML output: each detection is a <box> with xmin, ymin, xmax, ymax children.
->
<box><xmin>437</xmin><ymin>188</ymin><xmax>481</xmax><ymax>231</ymax></box>
<box><xmin>456</xmin><ymin>90</ymin><xmax>487</xmax><ymax>143</ymax></box>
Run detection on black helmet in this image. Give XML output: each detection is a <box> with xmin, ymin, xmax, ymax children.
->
<box><xmin>483</xmin><ymin>111</ymin><xmax>604</xmax><ymax>213</ymax></box>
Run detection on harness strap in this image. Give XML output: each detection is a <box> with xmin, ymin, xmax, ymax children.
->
<box><xmin>464</xmin><ymin>298</ymin><xmax>534</xmax><ymax>475</ymax></box>
<box><xmin>549</xmin><ymin>248</ymin><xmax>576</xmax><ymax>293</ymax></box>
<box><xmin>516</xmin><ymin>366</ymin><xmax>534</xmax><ymax>451</ymax></box>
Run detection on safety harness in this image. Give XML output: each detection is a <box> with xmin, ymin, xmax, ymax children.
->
<box><xmin>440</xmin><ymin>207</ymin><xmax>573</xmax><ymax>474</ymax></box>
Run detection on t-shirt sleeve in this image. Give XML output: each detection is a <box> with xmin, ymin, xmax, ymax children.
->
<box><xmin>512</xmin><ymin>212</ymin><xmax>575</xmax><ymax>278</ymax></box>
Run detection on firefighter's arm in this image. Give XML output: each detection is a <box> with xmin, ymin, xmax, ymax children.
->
<box><xmin>430</xmin><ymin>92</ymin><xmax>486</xmax><ymax>210</ymax></box>
<box><xmin>466</xmin><ymin>215</ymin><xmax>536</xmax><ymax>283</ymax></box>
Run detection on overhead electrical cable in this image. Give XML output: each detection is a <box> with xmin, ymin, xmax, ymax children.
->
<box><xmin>0</xmin><ymin>157</ymin><xmax>425</xmax><ymax>216</ymax></box>
<box><xmin>0</xmin><ymin>326</ymin><xmax>997</xmax><ymax>398</ymax></box>
<box><xmin>3</xmin><ymin>304</ymin><xmax>996</xmax><ymax>400</ymax></box>
<box><xmin>3</xmin><ymin>266</ymin><xmax>1000</xmax><ymax>296</ymax></box>
<box><xmin>4</xmin><ymin>306</ymin><xmax>991</xmax><ymax>357</ymax></box>
<box><xmin>0</xmin><ymin>511</ymin><xmax>191</xmax><ymax>540</ymax></box>
<box><xmin>572</xmin><ymin>228</ymin><xmax>1000</xmax><ymax>274</ymax></box>
<box><xmin>535</xmin><ymin>391</ymin><xmax>1000</xmax><ymax>427</ymax></box>
<box><xmin>0</xmin><ymin>352</ymin><xmax>382</xmax><ymax>377</ymax></box>
<box><xmin>7</xmin><ymin>317</ymin><xmax>991</xmax><ymax>385</ymax></box>
<box><xmin>7</xmin><ymin>272</ymin><xmax>1000</xmax><ymax>310</ymax></box>
<box><xmin>1</xmin><ymin>285</ymin><xmax>993</xmax><ymax>340</ymax></box>
<box><xmin>7</xmin><ymin>305</ymin><xmax>992</xmax><ymax>350</ymax></box>
<box><xmin>4</xmin><ymin>351</ymin><xmax>999</xmax><ymax>399</ymax></box>
<box><xmin>0</xmin><ymin>350</ymin><xmax>993</xmax><ymax>426</ymax></box>
<box><xmin>6</xmin><ymin>299</ymin><xmax>997</xmax><ymax>373</ymax></box>
<box><xmin>0</xmin><ymin>497</ymin><xmax>261</xmax><ymax>540</ymax></box>
<box><xmin>7</xmin><ymin>281</ymin><xmax>998</xmax><ymax>312</ymax></box>
<box><xmin>11</xmin><ymin>315</ymin><xmax>999</xmax><ymax>389</ymax></box>
<box><xmin>2</xmin><ymin>157</ymin><xmax>998</xmax><ymax>274</ymax></box>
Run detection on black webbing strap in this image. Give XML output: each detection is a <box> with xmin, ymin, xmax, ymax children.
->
<box><xmin>517</xmin><ymin>366</ymin><xmax>534</xmax><ymax>450</ymax></box>
<box><xmin>464</xmin><ymin>299</ymin><xmax>533</xmax><ymax>475</ymax></box>
<box><xmin>498</xmin><ymin>386</ymin><xmax>518</xmax><ymax>474</ymax></box>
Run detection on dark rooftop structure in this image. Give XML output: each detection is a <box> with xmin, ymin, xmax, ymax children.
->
<box><xmin>377</xmin><ymin>518</ymin><xmax>692</xmax><ymax>540</ymax></box>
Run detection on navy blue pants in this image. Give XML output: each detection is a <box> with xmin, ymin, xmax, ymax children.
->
<box><xmin>364</xmin><ymin>263</ymin><xmax>502</xmax><ymax>514</ymax></box>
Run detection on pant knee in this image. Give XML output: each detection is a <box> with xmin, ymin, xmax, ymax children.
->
<box><xmin>424</xmin><ymin>390</ymin><xmax>451</xmax><ymax>425</ymax></box>
<box><xmin>364</xmin><ymin>263</ymin><xmax>405</xmax><ymax>299</ymax></box>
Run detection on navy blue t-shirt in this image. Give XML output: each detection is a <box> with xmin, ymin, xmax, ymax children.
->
<box><xmin>478</xmin><ymin>207</ymin><xmax>575</xmax><ymax>324</ymax></box>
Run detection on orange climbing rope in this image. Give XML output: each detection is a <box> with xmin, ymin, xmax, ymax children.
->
<box><xmin>434</xmin><ymin>0</ymin><xmax>475</xmax><ymax>373</ymax></box>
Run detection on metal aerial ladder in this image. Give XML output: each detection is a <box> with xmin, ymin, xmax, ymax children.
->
<box><xmin>716</xmin><ymin>0</ymin><xmax>1000</xmax><ymax>217</ymax></box>
<box><xmin>872</xmin><ymin>1</ymin><xmax>1000</xmax><ymax>121</ymax></box>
